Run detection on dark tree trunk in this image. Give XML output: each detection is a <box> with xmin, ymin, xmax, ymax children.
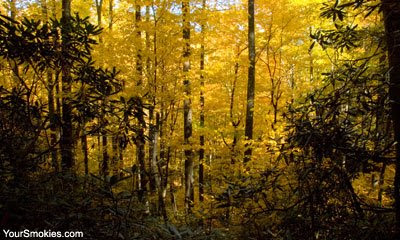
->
<box><xmin>199</xmin><ymin>0</ymin><xmax>206</xmax><ymax>203</ymax></box>
<box><xmin>151</xmin><ymin>114</ymin><xmax>167</xmax><ymax>220</ymax></box>
<box><xmin>102</xmin><ymin>134</ymin><xmax>109</xmax><ymax>177</ymax></box>
<box><xmin>148</xmin><ymin>107</ymin><xmax>156</xmax><ymax>192</ymax></box>
<box><xmin>111</xmin><ymin>136</ymin><xmax>118</xmax><ymax>175</ymax></box>
<box><xmin>40</xmin><ymin>0</ymin><xmax>59</xmax><ymax>172</ymax></box>
<box><xmin>48</xmin><ymin>72</ymin><xmax>58</xmax><ymax>171</ymax></box>
<box><xmin>383</xmin><ymin>0</ymin><xmax>400</xmax><ymax>235</ymax></box>
<box><xmin>60</xmin><ymin>0</ymin><xmax>74</xmax><ymax>171</ymax></box>
<box><xmin>82</xmin><ymin>133</ymin><xmax>88</xmax><ymax>175</ymax></box>
<box><xmin>135</xmin><ymin>4</ymin><xmax>147</xmax><ymax>202</ymax></box>
<box><xmin>382</xmin><ymin>0</ymin><xmax>400</xmax><ymax>235</ymax></box>
<box><xmin>230</xmin><ymin>54</ymin><xmax>240</xmax><ymax>164</ymax></box>
<box><xmin>244</xmin><ymin>0</ymin><xmax>256</xmax><ymax>163</ymax></box>
<box><xmin>182</xmin><ymin>0</ymin><xmax>194</xmax><ymax>213</ymax></box>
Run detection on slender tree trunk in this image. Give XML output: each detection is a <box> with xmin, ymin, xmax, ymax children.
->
<box><xmin>375</xmin><ymin>78</ymin><xmax>386</xmax><ymax>205</ymax></box>
<box><xmin>109</xmin><ymin>0</ymin><xmax>113</xmax><ymax>30</ymax></box>
<box><xmin>182</xmin><ymin>0</ymin><xmax>194</xmax><ymax>213</ymax></box>
<box><xmin>136</xmin><ymin>3</ymin><xmax>143</xmax><ymax>86</ymax></box>
<box><xmin>148</xmin><ymin>107</ymin><xmax>156</xmax><ymax>192</ymax></box>
<box><xmin>102</xmin><ymin>132</ymin><xmax>109</xmax><ymax>177</ymax></box>
<box><xmin>118</xmin><ymin>136</ymin><xmax>124</xmax><ymax>171</ymax></box>
<box><xmin>150</xmin><ymin>114</ymin><xmax>167</xmax><ymax>220</ymax></box>
<box><xmin>135</xmin><ymin>3</ymin><xmax>147</xmax><ymax>203</ymax></box>
<box><xmin>48</xmin><ymin>72</ymin><xmax>58</xmax><ymax>171</ymax></box>
<box><xmin>60</xmin><ymin>0</ymin><xmax>74</xmax><ymax>171</ymax></box>
<box><xmin>95</xmin><ymin>0</ymin><xmax>109</xmax><ymax>178</ymax></box>
<box><xmin>230</xmin><ymin>56</ymin><xmax>240</xmax><ymax>165</ymax></box>
<box><xmin>382</xmin><ymin>0</ymin><xmax>400</xmax><ymax>235</ymax></box>
<box><xmin>147</xmin><ymin>6</ymin><xmax>156</xmax><ymax>194</ymax></box>
<box><xmin>309</xmin><ymin>51</ymin><xmax>314</xmax><ymax>82</ymax></box>
<box><xmin>7</xmin><ymin>0</ymin><xmax>21</xmax><ymax>181</ymax></box>
<box><xmin>244</xmin><ymin>0</ymin><xmax>256</xmax><ymax>163</ymax></box>
<box><xmin>95</xmin><ymin>0</ymin><xmax>103</xmax><ymax>42</ymax></box>
<box><xmin>8</xmin><ymin>0</ymin><xmax>19</xmax><ymax>88</ymax></box>
<box><xmin>40</xmin><ymin>0</ymin><xmax>59</xmax><ymax>172</ymax></box>
<box><xmin>111</xmin><ymin>136</ymin><xmax>118</xmax><ymax>175</ymax></box>
<box><xmin>199</xmin><ymin>0</ymin><xmax>206</xmax><ymax>203</ymax></box>
<box><xmin>148</xmin><ymin>107</ymin><xmax>157</xmax><ymax>215</ymax></box>
<box><xmin>50</xmin><ymin>0</ymin><xmax>56</xmax><ymax>19</ymax></box>
<box><xmin>95</xmin><ymin>0</ymin><xmax>103</xmax><ymax>26</ymax></box>
<box><xmin>378</xmin><ymin>162</ymin><xmax>386</xmax><ymax>205</ymax></box>
<box><xmin>82</xmin><ymin>132</ymin><xmax>89</xmax><ymax>175</ymax></box>
<box><xmin>9</xmin><ymin>0</ymin><xmax>16</xmax><ymax>19</ymax></box>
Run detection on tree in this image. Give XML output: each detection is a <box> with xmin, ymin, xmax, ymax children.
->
<box><xmin>199</xmin><ymin>0</ymin><xmax>206</xmax><ymax>204</ymax></box>
<box><xmin>182</xmin><ymin>0</ymin><xmax>194</xmax><ymax>213</ymax></box>
<box><xmin>40</xmin><ymin>0</ymin><xmax>59</xmax><ymax>172</ymax></box>
<box><xmin>135</xmin><ymin>2</ymin><xmax>147</xmax><ymax>203</ymax></box>
<box><xmin>382</xmin><ymin>0</ymin><xmax>400</xmax><ymax>234</ymax></box>
<box><xmin>244</xmin><ymin>0</ymin><xmax>255</xmax><ymax>163</ymax></box>
<box><xmin>60</xmin><ymin>0</ymin><xmax>74</xmax><ymax>171</ymax></box>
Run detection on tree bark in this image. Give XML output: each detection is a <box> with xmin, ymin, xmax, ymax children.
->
<box><xmin>102</xmin><ymin>133</ymin><xmax>109</xmax><ymax>177</ymax></box>
<box><xmin>40</xmin><ymin>0</ymin><xmax>59</xmax><ymax>172</ymax></box>
<box><xmin>244</xmin><ymin>0</ymin><xmax>256</xmax><ymax>163</ymax></box>
<box><xmin>95</xmin><ymin>0</ymin><xmax>103</xmax><ymax>42</ymax></box>
<box><xmin>109</xmin><ymin>0</ymin><xmax>113</xmax><ymax>30</ymax></box>
<box><xmin>60</xmin><ymin>0</ymin><xmax>74</xmax><ymax>171</ymax></box>
<box><xmin>182</xmin><ymin>0</ymin><xmax>194</xmax><ymax>214</ymax></box>
<box><xmin>135</xmin><ymin>3</ymin><xmax>147</xmax><ymax>203</ymax></box>
<box><xmin>8</xmin><ymin>0</ymin><xmax>19</xmax><ymax>88</ymax></box>
<box><xmin>151</xmin><ymin>114</ymin><xmax>168</xmax><ymax>220</ymax></box>
<box><xmin>82</xmin><ymin>133</ymin><xmax>89</xmax><ymax>175</ymax></box>
<box><xmin>9</xmin><ymin>0</ymin><xmax>16</xmax><ymax>19</ymax></box>
<box><xmin>230</xmin><ymin>48</ymin><xmax>242</xmax><ymax>165</ymax></box>
<box><xmin>199</xmin><ymin>0</ymin><xmax>206</xmax><ymax>203</ymax></box>
<box><xmin>382</xmin><ymin>0</ymin><xmax>400</xmax><ymax>235</ymax></box>
<box><xmin>111</xmin><ymin>135</ymin><xmax>118</xmax><ymax>175</ymax></box>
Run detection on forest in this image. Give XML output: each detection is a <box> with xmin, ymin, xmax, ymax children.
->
<box><xmin>0</xmin><ymin>0</ymin><xmax>400</xmax><ymax>239</ymax></box>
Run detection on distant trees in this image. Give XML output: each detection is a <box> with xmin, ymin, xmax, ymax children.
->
<box><xmin>0</xmin><ymin>12</ymin><xmax>127</xmax><ymax>177</ymax></box>
<box><xmin>2</xmin><ymin>0</ymin><xmax>400</xmax><ymax>238</ymax></box>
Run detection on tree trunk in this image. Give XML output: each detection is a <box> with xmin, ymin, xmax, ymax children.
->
<box><xmin>111</xmin><ymin>136</ymin><xmax>118</xmax><ymax>175</ymax></box>
<box><xmin>8</xmin><ymin>0</ymin><xmax>19</xmax><ymax>88</ymax></box>
<box><xmin>95</xmin><ymin>0</ymin><xmax>103</xmax><ymax>42</ymax></box>
<box><xmin>82</xmin><ymin>133</ymin><xmax>89</xmax><ymax>175</ymax></box>
<box><xmin>40</xmin><ymin>0</ymin><xmax>59</xmax><ymax>172</ymax></box>
<box><xmin>102</xmin><ymin>133</ymin><xmax>109</xmax><ymax>177</ymax></box>
<box><xmin>182</xmin><ymin>0</ymin><xmax>194</xmax><ymax>214</ymax></box>
<box><xmin>199</xmin><ymin>0</ymin><xmax>206</xmax><ymax>203</ymax></box>
<box><xmin>231</xmin><ymin>53</ymin><xmax>240</xmax><ymax>165</ymax></box>
<box><xmin>60</xmin><ymin>0</ymin><xmax>74</xmax><ymax>171</ymax></box>
<box><xmin>9</xmin><ymin>0</ymin><xmax>16</xmax><ymax>19</ymax></box>
<box><xmin>244</xmin><ymin>0</ymin><xmax>256</xmax><ymax>163</ymax></box>
<box><xmin>148</xmin><ymin>107</ymin><xmax>156</xmax><ymax>192</ymax></box>
<box><xmin>109</xmin><ymin>0</ymin><xmax>113</xmax><ymax>30</ymax></box>
<box><xmin>135</xmin><ymin>3</ymin><xmax>147</xmax><ymax>203</ymax></box>
<box><xmin>48</xmin><ymin>72</ymin><xmax>58</xmax><ymax>172</ymax></box>
<box><xmin>118</xmin><ymin>136</ymin><xmax>124</xmax><ymax>172</ymax></box>
<box><xmin>382</xmin><ymin>0</ymin><xmax>400</xmax><ymax>235</ymax></box>
<box><xmin>147</xmin><ymin>6</ymin><xmax>156</xmax><ymax>194</ymax></box>
<box><xmin>378</xmin><ymin>162</ymin><xmax>386</xmax><ymax>205</ymax></box>
<box><xmin>151</xmin><ymin>114</ymin><xmax>167</xmax><ymax>220</ymax></box>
